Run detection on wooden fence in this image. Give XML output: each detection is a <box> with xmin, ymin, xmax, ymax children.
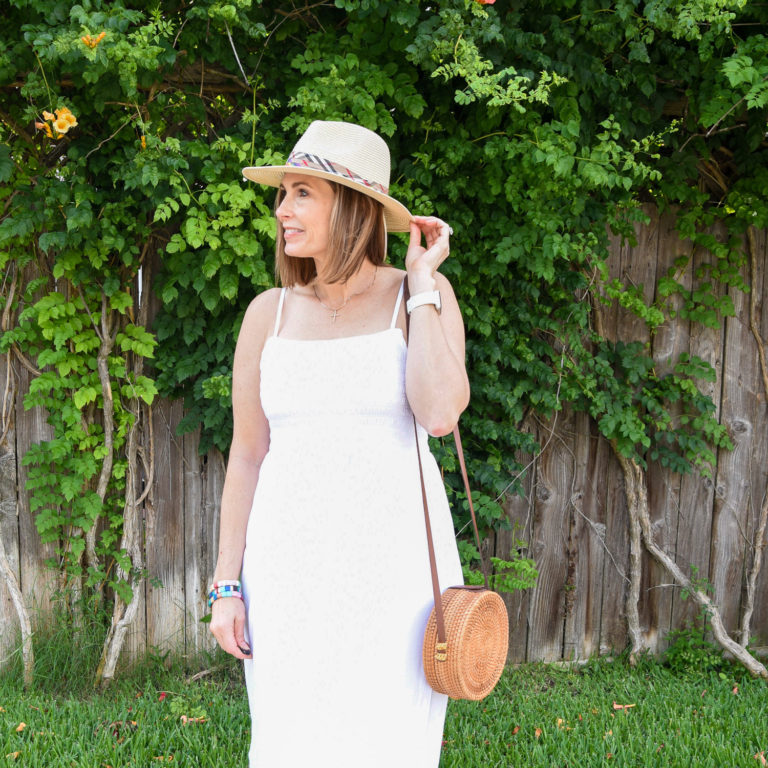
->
<box><xmin>1</xmin><ymin>207</ymin><xmax>767</xmax><ymax>667</ymax></box>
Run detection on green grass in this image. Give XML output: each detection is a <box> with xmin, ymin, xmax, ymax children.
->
<box><xmin>1</xmin><ymin>647</ymin><xmax>766</xmax><ymax>767</ymax></box>
<box><xmin>0</xmin><ymin>646</ymin><xmax>252</xmax><ymax>767</ymax></box>
<box><xmin>442</xmin><ymin>658</ymin><xmax>768</xmax><ymax>768</ymax></box>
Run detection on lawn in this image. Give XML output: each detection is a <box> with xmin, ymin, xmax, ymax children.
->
<box><xmin>1</xmin><ymin>653</ymin><xmax>766</xmax><ymax>766</ymax></box>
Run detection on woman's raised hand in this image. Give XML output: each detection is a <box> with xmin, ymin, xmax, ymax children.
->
<box><xmin>406</xmin><ymin>216</ymin><xmax>452</xmax><ymax>285</ymax></box>
<box><xmin>209</xmin><ymin>597</ymin><xmax>252</xmax><ymax>660</ymax></box>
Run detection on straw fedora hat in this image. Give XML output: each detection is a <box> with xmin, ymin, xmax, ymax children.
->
<box><xmin>242</xmin><ymin>121</ymin><xmax>413</xmax><ymax>232</ymax></box>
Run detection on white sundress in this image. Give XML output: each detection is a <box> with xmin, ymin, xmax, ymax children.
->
<box><xmin>241</xmin><ymin>279</ymin><xmax>463</xmax><ymax>767</ymax></box>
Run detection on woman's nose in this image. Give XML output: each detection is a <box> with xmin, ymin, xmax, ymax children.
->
<box><xmin>276</xmin><ymin>195</ymin><xmax>290</xmax><ymax>220</ymax></box>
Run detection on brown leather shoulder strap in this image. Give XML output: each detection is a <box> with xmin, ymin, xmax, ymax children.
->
<box><xmin>403</xmin><ymin>278</ymin><xmax>487</xmax><ymax>647</ymax></box>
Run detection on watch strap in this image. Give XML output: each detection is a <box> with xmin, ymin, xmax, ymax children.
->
<box><xmin>406</xmin><ymin>289</ymin><xmax>441</xmax><ymax>314</ymax></box>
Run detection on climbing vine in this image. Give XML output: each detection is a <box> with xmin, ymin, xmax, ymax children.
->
<box><xmin>1</xmin><ymin>0</ymin><xmax>767</xmax><ymax>679</ymax></box>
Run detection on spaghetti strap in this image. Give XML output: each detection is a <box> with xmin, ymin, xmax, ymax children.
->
<box><xmin>389</xmin><ymin>278</ymin><xmax>406</xmax><ymax>329</ymax></box>
<box><xmin>273</xmin><ymin>288</ymin><xmax>287</xmax><ymax>337</ymax></box>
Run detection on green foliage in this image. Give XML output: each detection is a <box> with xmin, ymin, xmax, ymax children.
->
<box><xmin>0</xmin><ymin>598</ymin><xmax>111</xmax><ymax>695</ymax></box>
<box><xmin>664</xmin><ymin>624</ymin><xmax>725</xmax><ymax>675</ymax></box>
<box><xmin>2</xmin><ymin>0</ymin><xmax>767</xmax><ymax>657</ymax></box>
<box><xmin>459</xmin><ymin>539</ymin><xmax>538</xmax><ymax>595</ymax></box>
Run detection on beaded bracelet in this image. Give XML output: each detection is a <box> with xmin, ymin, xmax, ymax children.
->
<box><xmin>210</xmin><ymin>579</ymin><xmax>241</xmax><ymax>590</ymax></box>
<box><xmin>207</xmin><ymin>579</ymin><xmax>243</xmax><ymax>608</ymax></box>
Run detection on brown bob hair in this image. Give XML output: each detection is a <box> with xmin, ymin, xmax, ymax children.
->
<box><xmin>274</xmin><ymin>180</ymin><xmax>388</xmax><ymax>286</ymax></box>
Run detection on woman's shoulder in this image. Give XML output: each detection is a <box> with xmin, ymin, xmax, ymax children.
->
<box><xmin>238</xmin><ymin>286</ymin><xmax>283</xmax><ymax>346</ymax></box>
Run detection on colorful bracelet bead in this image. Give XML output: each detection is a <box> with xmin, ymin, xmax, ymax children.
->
<box><xmin>211</xmin><ymin>579</ymin><xmax>241</xmax><ymax>590</ymax></box>
<box><xmin>207</xmin><ymin>585</ymin><xmax>243</xmax><ymax>608</ymax></box>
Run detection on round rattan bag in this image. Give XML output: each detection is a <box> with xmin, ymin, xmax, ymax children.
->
<box><xmin>422</xmin><ymin>585</ymin><xmax>509</xmax><ymax>701</ymax></box>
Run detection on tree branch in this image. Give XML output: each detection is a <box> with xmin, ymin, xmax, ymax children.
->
<box><xmin>615</xmin><ymin>451</ymin><xmax>767</xmax><ymax>679</ymax></box>
<box><xmin>86</xmin><ymin>295</ymin><xmax>115</xmax><ymax>572</ymax></box>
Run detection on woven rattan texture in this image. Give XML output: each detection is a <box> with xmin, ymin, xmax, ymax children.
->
<box><xmin>422</xmin><ymin>587</ymin><xmax>509</xmax><ymax>701</ymax></box>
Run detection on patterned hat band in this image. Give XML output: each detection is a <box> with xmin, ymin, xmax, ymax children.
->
<box><xmin>286</xmin><ymin>151</ymin><xmax>389</xmax><ymax>196</ymax></box>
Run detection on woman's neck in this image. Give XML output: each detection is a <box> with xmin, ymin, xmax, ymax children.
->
<box><xmin>312</xmin><ymin>261</ymin><xmax>378</xmax><ymax>307</ymax></box>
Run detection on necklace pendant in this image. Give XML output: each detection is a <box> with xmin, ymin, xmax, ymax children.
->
<box><xmin>331</xmin><ymin>309</ymin><xmax>338</xmax><ymax>322</ymax></box>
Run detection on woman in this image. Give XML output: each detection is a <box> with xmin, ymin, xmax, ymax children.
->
<box><xmin>209</xmin><ymin>120</ymin><xmax>469</xmax><ymax>767</ymax></box>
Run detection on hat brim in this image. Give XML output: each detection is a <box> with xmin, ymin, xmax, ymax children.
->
<box><xmin>242</xmin><ymin>165</ymin><xmax>413</xmax><ymax>233</ymax></box>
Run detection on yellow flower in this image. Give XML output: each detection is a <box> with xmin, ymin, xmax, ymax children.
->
<box><xmin>42</xmin><ymin>110</ymin><xmax>55</xmax><ymax>121</ymax></box>
<box><xmin>53</xmin><ymin>117</ymin><xmax>71</xmax><ymax>135</ymax></box>
<box><xmin>57</xmin><ymin>109</ymin><xmax>78</xmax><ymax>128</ymax></box>
<box><xmin>81</xmin><ymin>31</ymin><xmax>106</xmax><ymax>48</ymax></box>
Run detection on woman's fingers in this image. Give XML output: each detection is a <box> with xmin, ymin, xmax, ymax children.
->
<box><xmin>210</xmin><ymin>599</ymin><xmax>251</xmax><ymax>659</ymax></box>
<box><xmin>408</xmin><ymin>216</ymin><xmax>452</xmax><ymax>271</ymax></box>
<box><xmin>234</xmin><ymin>612</ymin><xmax>252</xmax><ymax>657</ymax></box>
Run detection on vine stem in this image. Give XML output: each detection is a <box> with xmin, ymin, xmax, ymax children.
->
<box><xmin>85</xmin><ymin>295</ymin><xmax>117</xmax><ymax>574</ymax></box>
<box><xmin>705</xmin><ymin>72</ymin><xmax>768</xmax><ymax>139</ymax></box>
<box><xmin>0</xmin><ymin>265</ymin><xmax>34</xmax><ymax>685</ymax></box>
<box><xmin>615</xmin><ymin>451</ymin><xmax>767</xmax><ymax>679</ymax></box>
<box><xmin>591</xmin><ymin>259</ymin><xmax>766</xmax><ymax>676</ymax></box>
<box><xmin>223</xmin><ymin>21</ymin><xmax>250</xmax><ymax>90</ymax></box>
<box><xmin>95</xmin><ymin>248</ymin><xmax>154</xmax><ymax>687</ymax></box>
<box><xmin>0</xmin><ymin>531</ymin><xmax>33</xmax><ymax>687</ymax></box>
<box><xmin>589</xmin><ymin>271</ymin><xmax>645</xmax><ymax>662</ymax></box>
<box><xmin>739</xmin><ymin>226</ymin><xmax>768</xmax><ymax>648</ymax></box>
<box><xmin>0</xmin><ymin>357</ymin><xmax>34</xmax><ymax>687</ymax></box>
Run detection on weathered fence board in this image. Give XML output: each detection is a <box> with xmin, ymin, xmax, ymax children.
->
<box><xmin>0</xmin><ymin>352</ymin><xmax>19</xmax><ymax>662</ymax></box>
<box><xmin>145</xmin><ymin>400</ymin><xmax>187</xmax><ymax>655</ymax></box>
<box><xmin>498</xmin><ymin>446</ymin><xmax>536</xmax><ymax>661</ymax></box>
<box><xmin>621</xmin><ymin>211</ymin><xmax>672</xmax><ymax>653</ymax></box>
<box><xmin>749</xmin><ymin>226</ymin><xmax>768</xmax><ymax>640</ymax></box>
<box><xmin>650</xmin><ymin>216</ymin><xmax>690</xmax><ymax>637</ymax></box>
<box><xmin>669</xmin><ymin>237</ymin><xmax>724</xmax><ymax>633</ymax></box>
<box><xmin>2</xmin><ymin>208</ymin><xmax>767</xmax><ymax>668</ymax></box>
<box><xmin>712</xmin><ymin>286</ymin><xmax>759</xmax><ymax>636</ymax></box>
<box><xmin>525</xmin><ymin>407</ymin><xmax>576</xmax><ymax>661</ymax></box>
<box><xmin>595</xmin><ymin>427</ymin><xmax>632</xmax><ymax>655</ymax></box>
<box><xmin>14</xmin><ymin>362</ymin><xmax>57</xmax><ymax>616</ymax></box>
<box><xmin>563</xmin><ymin>412</ymin><xmax>605</xmax><ymax>660</ymax></box>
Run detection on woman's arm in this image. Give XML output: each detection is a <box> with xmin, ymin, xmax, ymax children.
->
<box><xmin>404</xmin><ymin>216</ymin><xmax>470</xmax><ymax>436</ymax></box>
<box><xmin>209</xmin><ymin>289</ymin><xmax>277</xmax><ymax>658</ymax></box>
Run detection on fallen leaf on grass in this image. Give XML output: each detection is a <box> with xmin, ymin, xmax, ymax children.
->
<box><xmin>511</xmin><ymin>726</ymin><xmax>520</xmax><ymax>736</ymax></box>
<box><xmin>534</xmin><ymin>727</ymin><xmax>542</xmax><ymax>739</ymax></box>
<box><xmin>153</xmin><ymin>756</ymin><xmax>175</xmax><ymax>762</ymax></box>
<box><xmin>15</xmin><ymin>723</ymin><xmax>26</xmax><ymax>732</ymax></box>
<box><xmin>755</xmin><ymin>752</ymin><xmax>767</xmax><ymax>765</ymax></box>
<box><xmin>732</xmin><ymin>685</ymin><xmax>739</xmax><ymax>695</ymax></box>
<box><xmin>612</xmin><ymin>701</ymin><xmax>636</xmax><ymax>711</ymax></box>
<box><xmin>179</xmin><ymin>716</ymin><xmax>207</xmax><ymax>725</ymax></box>
<box><xmin>5</xmin><ymin>752</ymin><xmax>20</xmax><ymax>760</ymax></box>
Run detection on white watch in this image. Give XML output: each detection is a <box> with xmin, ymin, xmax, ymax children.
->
<box><xmin>406</xmin><ymin>290</ymin><xmax>442</xmax><ymax>315</ymax></box>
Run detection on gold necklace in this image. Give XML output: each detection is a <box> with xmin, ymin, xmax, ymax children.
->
<box><xmin>312</xmin><ymin>267</ymin><xmax>377</xmax><ymax>322</ymax></box>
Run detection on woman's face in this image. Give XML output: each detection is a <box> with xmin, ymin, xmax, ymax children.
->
<box><xmin>276</xmin><ymin>173</ymin><xmax>335</xmax><ymax>262</ymax></box>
